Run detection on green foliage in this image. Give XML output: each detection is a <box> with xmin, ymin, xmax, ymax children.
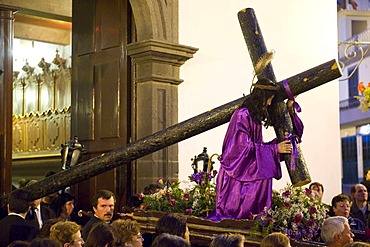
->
<box><xmin>141</xmin><ymin>172</ymin><xmax>217</xmax><ymax>217</ymax></box>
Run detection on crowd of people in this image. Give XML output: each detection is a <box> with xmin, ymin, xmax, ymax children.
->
<box><xmin>0</xmin><ymin>186</ymin><xmax>248</xmax><ymax>247</ymax></box>
<box><xmin>2</xmin><ymin>179</ymin><xmax>370</xmax><ymax>247</ymax></box>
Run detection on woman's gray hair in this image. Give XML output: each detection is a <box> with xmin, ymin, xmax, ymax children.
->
<box><xmin>321</xmin><ymin>216</ymin><xmax>348</xmax><ymax>244</ymax></box>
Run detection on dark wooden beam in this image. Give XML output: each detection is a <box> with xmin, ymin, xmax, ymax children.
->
<box><xmin>0</xmin><ymin>59</ymin><xmax>342</xmax><ymax>208</ymax></box>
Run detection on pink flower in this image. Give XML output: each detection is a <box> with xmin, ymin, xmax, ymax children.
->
<box><xmin>292</xmin><ymin>213</ymin><xmax>303</xmax><ymax>223</ymax></box>
<box><xmin>185</xmin><ymin>208</ymin><xmax>192</xmax><ymax>214</ymax></box>
<box><xmin>170</xmin><ymin>199</ymin><xmax>176</xmax><ymax>206</ymax></box>
<box><xmin>138</xmin><ymin>192</ymin><xmax>143</xmax><ymax>200</ymax></box>
<box><xmin>183</xmin><ymin>193</ymin><xmax>190</xmax><ymax>201</ymax></box>
<box><xmin>140</xmin><ymin>204</ymin><xmax>147</xmax><ymax>210</ymax></box>
<box><xmin>283</xmin><ymin>201</ymin><xmax>291</xmax><ymax>209</ymax></box>
<box><xmin>166</xmin><ymin>192</ymin><xmax>171</xmax><ymax>198</ymax></box>
<box><xmin>309</xmin><ymin>206</ymin><xmax>317</xmax><ymax>214</ymax></box>
<box><xmin>282</xmin><ymin>190</ymin><xmax>291</xmax><ymax>197</ymax></box>
<box><xmin>305</xmin><ymin>188</ymin><xmax>312</xmax><ymax>196</ymax></box>
<box><xmin>306</xmin><ymin>218</ymin><xmax>315</xmax><ymax>227</ymax></box>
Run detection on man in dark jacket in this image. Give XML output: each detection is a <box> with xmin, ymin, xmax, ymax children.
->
<box><xmin>25</xmin><ymin>180</ymin><xmax>55</xmax><ymax>229</ymax></box>
<box><xmin>82</xmin><ymin>189</ymin><xmax>115</xmax><ymax>239</ymax></box>
<box><xmin>0</xmin><ymin>189</ymin><xmax>38</xmax><ymax>247</ymax></box>
<box><xmin>350</xmin><ymin>183</ymin><xmax>370</xmax><ymax>226</ymax></box>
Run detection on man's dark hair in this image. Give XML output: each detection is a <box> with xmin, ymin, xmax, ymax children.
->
<box><xmin>152</xmin><ymin>233</ymin><xmax>190</xmax><ymax>247</ymax></box>
<box><xmin>155</xmin><ymin>213</ymin><xmax>187</xmax><ymax>239</ymax></box>
<box><xmin>364</xmin><ymin>167</ymin><xmax>370</xmax><ymax>178</ymax></box>
<box><xmin>241</xmin><ymin>78</ymin><xmax>279</xmax><ymax>128</ymax></box>
<box><xmin>309</xmin><ymin>182</ymin><xmax>324</xmax><ymax>192</ymax></box>
<box><xmin>91</xmin><ymin>190</ymin><xmax>115</xmax><ymax>208</ymax></box>
<box><xmin>8</xmin><ymin>189</ymin><xmax>32</xmax><ymax>214</ymax></box>
<box><xmin>331</xmin><ymin>194</ymin><xmax>352</xmax><ymax>208</ymax></box>
<box><xmin>210</xmin><ymin>233</ymin><xmax>244</xmax><ymax>247</ymax></box>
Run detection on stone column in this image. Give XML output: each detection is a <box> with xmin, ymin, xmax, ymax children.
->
<box><xmin>127</xmin><ymin>39</ymin><xmax>197</xmax><ymax>191</ymax></box>
<box><xmin>0</xmin><ymin>5</ymin><xmax>16</xmax><ymax>194</ymax></box>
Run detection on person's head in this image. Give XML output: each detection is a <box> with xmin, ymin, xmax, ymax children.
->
<box><xmin>111</xmin><ymin>219</ymin><xmax>143</xmax><ymax>247</ymax></box>
<box><xmin>321</xmin><ymin>216</ymin><xmax>354</xmax><ymax>246</ymax></box>
<box><xmin>26</xmin><ymin>180</ymin><xmax>42</xmax><ymax>209</ymax></box>
<box><xmin>38</xmin><ymin>218</ymin><xmax>63</xmax><ymax>238</ymax></box>
<box><xmin>7</xmin><ymin>240</ymin><xmax>30</xmax><ymax>247</ymax></box>
<box><xmin>242</xmin><ymin>78</ymin><xmax>279</xmax><ymax>128</ymax></box>
<box><xmin>155</xmin><ymin>213</ymin><xmax>190</xmax><ymax>242</ymax></box>
<box><xmin>92</xmin><ymin>190</ymin><xmax>115</xmax><ymax>222</ymax></box>
<box><xmin>50</xmin><ymin>221</ymin><xmax>84</xmax><ymax>247</ymax></box>
<box><xmin>260</xmin><ymin>232</ymin><xmax>290</xmax><ymax>247</ymax></box>
<box><xmin>152</xmin><ymin>233</ymin><xmax>190</xmax><ymax>247</ymax></box>
<box><xmin>364</xmin><ymin>167</ymin><xmax>370</xmax><ymax>181</ymax></box>
<box><xmin>345</xmin><ymin>242</ymin><xmax>370</xmax><ymax>247</ymax></box>
<box><xmin>209</xmin><ymin>233</ymin><xmax>245</xmax><ymax>247</ymax></box>
<box><xmin>29</xmin><ymin>237</ymin><xmax>62</xmax><ymax>247</ymax></box>
<box><xmin>351</xmin><ymin>183</ymin><xmax>368</xmax><ymax>203</ymax></box>
<box><xmin>85</xmin><ymin>222</ymin><xmax>113</xmax><ymax>247</ymax></box>
<box><xmin>309</xmin><ymin>182</ymin><xmax>324</xmax><ymax>202</ymax></box>
<box><xmin>332</xmin><ymin>194</ymin><xmax>352</xmax><ymax>218</ymax></box>
<box><xmin>143</xmin><ymin>184</ymin><xmax>161</xmax><ymax>195</ymax></box>
<box><xmin>8</xmin><ymin>188</ymin><xmax>32</xmax><ymax>214</ymax></box>
<box><xmin>54</xmin><ymin>193</ymin><xmax>76</xmax><ymax>217</ymax></box>
<box><xmin>18</xmin><ymin>178</ymin><xmax>30</xmax><ymax>188</ymax></box>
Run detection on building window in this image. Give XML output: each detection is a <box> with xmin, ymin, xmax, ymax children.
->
<box><xmin>342</xmin><ymin>136</ymin><xmax>358</xmax><ymax>184</ymax></box>
<box><xmin>363</xmin><ymin>135</ymin><xmax>370</xmax><ymax>176</ymax></box>
<box><xmin>348</xmin><ymin>66</ymin><xmax>360</xmax><ymax>108</ymax></box>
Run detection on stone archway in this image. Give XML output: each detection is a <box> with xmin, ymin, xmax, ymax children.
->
<box><xmin>127</xmin><ymin>0</ymin><xmax>198</xmax><ymax>191</ymax></box>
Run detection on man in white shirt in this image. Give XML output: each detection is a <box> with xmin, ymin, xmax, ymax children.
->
<box><xmin>25</xmin><ymin>180</ymin><xmax>55</xmax><ymax>229</ymax></box>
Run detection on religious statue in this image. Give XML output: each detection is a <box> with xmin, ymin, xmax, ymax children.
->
<box><xmin>208</xmin><ymin>77</ymin><xmax>303</xmax><ymax>220</ymax></box>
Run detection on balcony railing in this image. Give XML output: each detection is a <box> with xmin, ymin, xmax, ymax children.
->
<box><xmin>338</xmin><ymin>29</ymin><xmax>370</xmax><ymax>60</ymax></box>
<box><xmin>340</xmin><ymin>97</ymin><xmax>360</xmax><ymax>110</ymax></box>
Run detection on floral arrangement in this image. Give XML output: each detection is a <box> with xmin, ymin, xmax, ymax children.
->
<box><xmin>140</xmin><ymin>171</ymin><xmax>217</xmax><ymax>217</ymax></box>
<box><xmin>251</xmin><ymin>184</ymin><xmax>328</xmax><ymax>241</ymax></box>
<box><xmin>355</xmin><ymin>81</ymin><xmax>370</xmax><ymax>112</ymax></box>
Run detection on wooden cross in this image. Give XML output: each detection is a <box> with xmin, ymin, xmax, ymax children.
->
<box><xmin>238</xmin><ymin>8</ymin><xmax>310</xmax><ymax>186</ymax></box>
<box><xmin>0</xmin><ymin>9</ymin><xmax>342</xmax><ymax>207</ymax></box>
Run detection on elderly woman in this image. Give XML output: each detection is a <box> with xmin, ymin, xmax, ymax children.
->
<box><xmin>321</xmin><ymin>216</ymin><xmax>354</xmax><ymax>247</ymax></box>
<box><xmin>111</xmin><ymin>219</ymin><xmax>144</xmax><ymax>247</ymax></box>
<box><xmin>50</xmin><ymin>221</ymin><xmax>84</xmax><ymax>247</ymax></box>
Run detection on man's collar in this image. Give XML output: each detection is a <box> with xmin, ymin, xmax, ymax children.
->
<box><xmin>8</xmin><ymin>212</ymin><xmax>26</xmax><ymax>219</ymax></box>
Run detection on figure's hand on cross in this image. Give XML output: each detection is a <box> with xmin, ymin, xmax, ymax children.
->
<box><xmin>278</xmin><ymin>140</ymin><xmax>292</xmax><ymax>154</ymax></box>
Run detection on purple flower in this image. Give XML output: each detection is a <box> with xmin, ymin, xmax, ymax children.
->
<box><xmin>185</xmin><ymin>208</ymin><xmax>192</xmax><ymax>214</ymax></box>
<box><xmin>166</xmin><ymin>192</ymin><xmax>171</xmax><ymax>198</ymax></box>
<box><xmin>283</xmin><ymin>201</ymin><xmax>291</xmax><ymax>209</ymax></box>
<box><xmin>170</xmin><ymin>199</ymin><xmax>176</xmax><ymax>206</ymax></box>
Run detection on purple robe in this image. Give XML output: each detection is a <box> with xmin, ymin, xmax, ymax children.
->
<box><xmin>213</xmin><ymin>108</ymin><xmax>282</xmax><ymax>220</ymax></box>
